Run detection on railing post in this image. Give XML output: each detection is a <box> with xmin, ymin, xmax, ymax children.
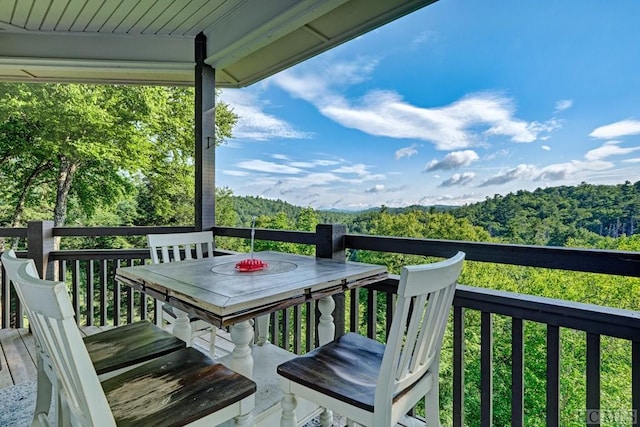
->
<box><xmin>316</xmin><ymin>224</ymin><xmax>346</xmax><ymax>339</ymax></box>
<box><xmin>27</xmin><ymin>220</ymin><xmax>55</xmax><ymax>280</ymax></box>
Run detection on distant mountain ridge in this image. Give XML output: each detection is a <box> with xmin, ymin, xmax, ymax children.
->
<box><xmin>231</xmin><ymin>181</ymin><xmax>640</xmax><ymax>245</ymax></box>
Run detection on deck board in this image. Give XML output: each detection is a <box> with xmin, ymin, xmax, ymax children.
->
<box><xmin>0</xmin><ymin>331</ymin><xmax>13</xmax><ymax>388</ymax></box>
<box><xmin>0</xmin><ymin>329</ymin><xmax>36</xmax><ymax>385</ymax></box>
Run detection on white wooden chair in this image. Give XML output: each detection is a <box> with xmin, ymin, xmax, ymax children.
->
<box><xmin>277</xmin><ymin>251</ymin><xmax>465</xmax><ymax>427</ymax></box>
<box><xmin>1</xmin><ymin>250</ymin><xmax>186</xmax><ymax>425</ymax></box>
<box><xmin>148</xmin><ymin>231</ymin><xmax>218</xmax><ymax>356</ymax></box>
<box><xmin>148</xmin><ymin>231</ymin><xmax>271</xmax><ymax>356</ymax></box>
<box><xmin>11</xmin><ymin>258</ymin><xmax>256</xmax><ymax>426</ymax></box>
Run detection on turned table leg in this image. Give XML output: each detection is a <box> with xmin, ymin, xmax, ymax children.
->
<box><xmin>230</xmin><ymin>320</ymin><xmax>255</xmax><ymax>379</ymax></box>
<box><xmin>317</xmin><ymin>295</ymin><xmax>336</xmax><ymax>425</ymax></box>
<box><xmin>171</xmin><ymin>307</ymin><xmax>193</xmax><ymax>346</ymax></box>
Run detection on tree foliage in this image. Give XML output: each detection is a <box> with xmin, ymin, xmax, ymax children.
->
<box><xmin>0</xmin><ymin>83</ymin><xmax>237</xmax><ymax>235</ymax></box>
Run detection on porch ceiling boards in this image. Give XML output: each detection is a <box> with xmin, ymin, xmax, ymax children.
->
<box><xmin>0</xmin><ymin>0</ymin><xmax>437</xmax><ymax>87</ymax></box>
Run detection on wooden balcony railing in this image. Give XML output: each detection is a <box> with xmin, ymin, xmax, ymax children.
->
<box><xmin>1</xmin><ymin>221</ymin><xmax>639</xmax><ymax>426</ymax></box>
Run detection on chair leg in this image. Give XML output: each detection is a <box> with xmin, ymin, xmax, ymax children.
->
<box><xmin>233</xmin><ymin>411</ymin><xmax>253</xmax><ymax>426</ymax></box>
<box><xmin>32</xmin><ymin>353</ymin><xmax>53</xmax><ymax>425</ymax></box>
<box><xmin>280</xmin><ymin>391</ymin><xmax>298</xmax><ymax>427</ymax></box>
<box><xmin>155</xmin><ymin>301</ymin><xmax>165</xmax><ymax>327</ymax></box>
<box><xmin>209</xmin><ymin>327</ymin><xmax>217</xmax><ymax>358</ymax></box>
<box><xmin>424</xmin><ymin>381</ymin><xmax>441</xmax><ymax>427</ymax></box>
<box><xmin>255</xmin><ymin>314</ymin><xmax>270</xmax><ymax>345</ymax></box>
<box><xmin>319</xmin><ymin>408</ymin><xmax>333</xmax><ymax>427</ymax></box>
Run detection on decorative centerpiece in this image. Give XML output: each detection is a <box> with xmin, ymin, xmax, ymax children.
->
<box><xmin>235</xmin><ymin>216</ymin><xmax>268</xmax><ymax>272</ymax></box>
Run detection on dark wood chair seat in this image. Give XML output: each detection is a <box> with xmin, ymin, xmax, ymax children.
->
<box><xmin>102</xmin><ymin>347</ymin><xmax>256</xmax><ymax>427</ymax></box>
<box><xmin>84</xmin><ymin>320</ymin><xmax>185</xmax><ymax>375</ymax></box>
<box><xmin>278</xmin><ymin>332</ymin><xmax>386</xmax><ymax>412</ymax></box>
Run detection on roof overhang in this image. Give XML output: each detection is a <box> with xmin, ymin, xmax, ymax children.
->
<box><xmin>0</xmin><ymin>0</ymin><xmax>437</xmax><ymax>87</ymax></box>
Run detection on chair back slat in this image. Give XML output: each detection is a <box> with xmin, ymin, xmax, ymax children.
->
<box><xmin>148</xmin><ymin>231</ymin><xmax>214</xmax><ymax>263</ymax></box>
<box><xmin>396</xmin><ymin>293</ymin><xmax>427</xmax><ymax>378</ymax></box>
<box><xmin>376</xmin><ymin>251</ymin><xmax>465</xmax><ymax>412</ymax></box>
<box><xmin>12</xmin><ymin>262</ymin><xmax>116</xmax><ymax>426</ymax></box>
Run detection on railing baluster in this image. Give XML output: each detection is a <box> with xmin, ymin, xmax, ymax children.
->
<box><xmin>293</xmin><ymin>304</ymin><xmax>302</xmax><ymax>354</ymax></box>
<box><xmin>72</xmin><ymin>260</ymin><xmax>81</xmax><ymax>324</ymax></box>
<box><xmin>1</xmin><ymin>266</ymin><xmax>8</xmax><ymax>328</ymax></box>
<box><xmin>99</xmin><ymin>259</ymin><xmax>107</xmax><ymax>326</ymax></box>
<box><xmin>272</xmin><ymin>310</ymin><xmax>280</xmax><ymax>348</ymax></box>
<box><xmin>113</xmin><ymin>259</ymin><xmax>121</xmax><ymax>326</ymax></box>
<box><xmin>385</xmin><ymin>291</ymin><xmax>394</xmax><ymax>341</ymax></box>
<box><xmin>86</xmin><ymin>260</ymin><xmax>94</xmax><ymax>326</ymax></box>
<box><xmin>282</xmin><ymin>307</ymin><xmax>290</xmax><ymax>351</ymax></box>
<box><xmin>512</xmin><ymin>318</ymin><xmax>524</xmax><ymax>426</ymax></box>
<box><xmin>305</xmin><ymin>301</ymin><xmax>315</xmax><ymax>352</ymax></box>
<box><xmin>140</xmin><ymin>293</ymin><xmax>148</xmax><ymax>321</ymax></box>
<box><xmin>632</xmin><ymin>340</ymin><xmax>639</xmax><ymax>425</ymax></box>
<box><xmin>453</xmin><ymin>305</ymin><xmax>465</xmax><ymax>427</ymax></box>
<box><xmin>349</xmin><ymin>288</ymin><xmax>359</xmax><ymax>333</ymax></box>
<box><xmin>367</xmin><ymin>288</ymin><xmax>376</xmax><ymax>339</ymax></box>
<box><xmin>586</xmin><ymin>332</ymin><xmax>601</xmax><ymax>426</ymax></box>
<box><xmin>126</xmin><ymin>258</ymin><xmax>134</xmax><ymax>324</ymax></box>
<box><xmin>481</xmin><ymin>311</ymin><xmax>493</xmax><ymax>427</ymax></box>
<box><xmin>546</xmin><ymin>325</ymin><xmax>560</xmax><ymax>426</ymax></box>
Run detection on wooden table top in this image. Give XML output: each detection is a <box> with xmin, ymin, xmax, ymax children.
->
<box><xmin>116</xmin><ymin>251</ymin><xmax>387</xmax><ymax>327</ymax></box>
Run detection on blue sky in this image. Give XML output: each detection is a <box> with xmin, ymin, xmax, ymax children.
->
<box><xmin>217</xmin><ymin>0</ymin><xmax>640</xmax><ymax>210</ymax></box>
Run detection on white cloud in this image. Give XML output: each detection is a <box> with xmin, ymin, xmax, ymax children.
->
<box><xmin>395</xmin><ymin>144</ymin><xmax>418</xmax><ymax>160</ymax></box>
<box><xmin>365</xmin><ymin>184</ymin><xmax>407</xmax><ymax>193</ymax></box>
<box><xmin>485</xmin><ymin>149</ymin><xmax>510</xmax><ymax>161</ymax></box>
<box><xmin>366</xmin><ymin>184</ymin><xmax>386</xmax><ymax>193</ymax></box>
<box><xmin>479</xmin><ymin>164</ymin><xmax>537</xmax><ymax>186</ymax></box>
<box><xmin>222</xmin><ymin>170</ymin><xmax>250</xmax><ymax>177</ymax></box>
<box><xmin>271</xmin><ymin>62</ymin><xmax>558</xmax><ymax>151</ymax></box>
<box><xmin>289</xmin><ymin>159</ymin><xmax>341</xmax><ymax>168</ymax></box>
<box><xmin>542</xmin><ymin>145</ymin><xmax>551</xmax><ymax>151</ymax></box>
<box><xmin>585</xmin><ymin>140</ymin><xmax>640</xmax><ymax>161</ymax></box>
<box><xmin>236</xmin><ymin>160</ymin><xmax>302</xmax><ymax>174</ymax></box>
<box><xmin>476</xmin><ymin>158</ymin><xmax>614</xmax><ymax>185</ymax></box>
<box><xmin>424</xmin><ymin>150</ymin><xmax>479</xmax><ymax>172</ymax></box>
<box><xmin>590</xmin><ymin>119</ymin><xmax>640</xmax><ymax>139</ymax></box>
<box><xmin>220</xmin><ymin>89</ymin><xmax>312</xmax><ymax>140</ymax></box>
<box><xmin>331</xmin><ymin>164</ymin><xmax>370</xmax><ymax>176</ymax></box>
<box><xmin>439</xmin><ymin>172</ymin><xmax>476</xmax><ymax>187</ymax></box>
<box><xmin>554</xmin><ymin>99</ymin><xmax>573</xmax><ymax>112</ymax></box>
<box><xmin>536</xmin><ymin>160</ymin><xmax>613</xmax><ymax>181</ymax></box>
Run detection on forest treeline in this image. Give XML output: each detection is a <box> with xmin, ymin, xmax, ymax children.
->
<box><xmin>232</xmin><ymin>180</ymin><xmax>640</xmax><ymax>247</ymax></box>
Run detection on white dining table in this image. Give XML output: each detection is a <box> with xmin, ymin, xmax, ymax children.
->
<box><xmin>115</xmin><ymin>250</ymin><xmax>388</xmax><ymax>380</ymax></box>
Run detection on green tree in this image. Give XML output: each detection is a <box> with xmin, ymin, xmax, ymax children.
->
<box><xmin>135</xmin><ymin>88</ymin><xmax>237</xmax><ymax>226</ymax></box>
<box><xmin>0</xmin><ymin>83</ymin><xmax>160</xmax><ymax>228</ymax></box>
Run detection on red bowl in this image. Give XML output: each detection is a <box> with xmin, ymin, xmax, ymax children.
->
<box><xmin>235</xmin><ymin>258</ymin><xmax>268</xmax><ymax>272</ymax></box>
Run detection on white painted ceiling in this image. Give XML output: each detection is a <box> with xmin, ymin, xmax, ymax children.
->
<box><xmin>0</xmin><ymin>0</ymin><xmax>437</xmax><ymax>87</ymax></box>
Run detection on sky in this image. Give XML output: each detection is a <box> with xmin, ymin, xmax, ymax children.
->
<box><xmin>217</xmin><ymin>0</ymin><xmax>640</xmax><ymax>211</ymax></box>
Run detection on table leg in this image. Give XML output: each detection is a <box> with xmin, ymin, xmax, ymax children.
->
<box><xmin>171</xmin><ymin>307</ymin><xmax>193</xmax><ymax>346</ymax></box>
<box><xmin>255</xmin><ymin>314</ymin><xmax>270</xmax><ymax>345</ymax></box>
<box><xmin>317</xmin><ymin>296</ymin><xmax>336</xmax><ymax>346</ymax></box>
<box><xmin>230</xmin><ymin>320</ymin><xmax>254</xmax><ymax>378</ymax></box>
<box><xmin>317</xmin><ymin>296</ymin><xmax>336</xmax><ymax>425</ymax></box>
